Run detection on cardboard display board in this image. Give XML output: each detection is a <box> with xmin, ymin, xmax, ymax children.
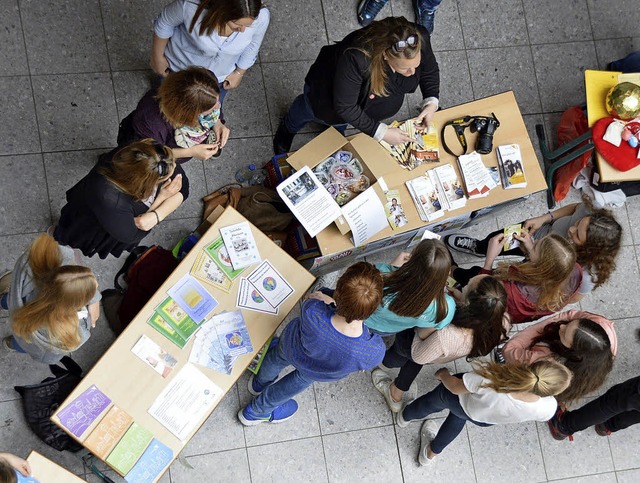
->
<box><xmin>52</xmin><ymin>207</ymin><xmax>315</xmax><ymax>481</ymax></box>
<box><xmin>26</xmin><ymin>451</ymin><xmax>86</xmax><ymax>482</ymax></box>
<box><xmin>313</xmin><ymin>91</ymin><xmax>547</xmax><ymax>256</ymax></box>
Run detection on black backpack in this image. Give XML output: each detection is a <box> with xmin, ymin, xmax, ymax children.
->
<box><xmin>14</xmin><ymin>356</ymin><xmax>84</xmax><ymax>452</ymax></box>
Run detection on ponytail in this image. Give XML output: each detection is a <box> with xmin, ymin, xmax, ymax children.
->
<box><xmin>474</xmin><ymin>359</ymin><xmax>572</xmax><ymax>397</ymax></box>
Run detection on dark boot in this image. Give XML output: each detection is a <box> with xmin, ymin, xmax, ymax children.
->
<box><xmin>273</xmin><ymin>121</ymin><xmax>295</xmax><ymax>155</ymax></box>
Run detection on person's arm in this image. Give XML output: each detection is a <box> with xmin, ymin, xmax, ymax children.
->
<box><xmin>88</xmin><ymin>301</ymin><xmax>100</xmax><ymax>328</ymax></box>
<box><xmin>390</xmin><ymin>251</ymin><xmax>411</xmax><ymax>268</ymax></box>
<box><xmin>305</xmin><ymin>291</ymin><xmax>336</xmax><ymax>305</ymax></box>
<box><xmin>226</xmin><ymin>8</ymin><xmax>270</xmax><ymax>88</ymax></box>
<box><xmin>435</xmin><ymin>368</ymin><xmax>469</xmax><ymax>395</ymax></box>
<box><xmin>523</xmin><ymin>203</ymin><xmax>579</xmax><ymax>235</ymax></box>
<box><xmin>151</xmin><ymin>0</ymin><xmax>186</xmax><ymax>76</ymax></box>
<box><xmin>414</xmin><ymin>27</ymin><xmax>440</xmax><ymax>128</ymax></box>
<box><xmin>416</xmin><ymin>327</ymin><xmax>436</xmax><ymax>340</ymax></box>
<box><xmin>483</xmin><ymin>233</ymin><xmax>505</xmax><ymax>271</ymax></box>
<box><xmin>0</xmin><ymin>452</ymin><xmax>31</xmax><ymax>477</ymax></box>
<box><xmin>150</xmin><ymin>34</ymin><xmax>171</xmax><ymax>76</ymax></box>
<box><xmin>134</xmin><ymin>176</ymin><xmax>184</xmax><ymax>231</ymax></box>
<box><xmin>502</xmin><ymin>318</ymin><xmax>553</xmax><ymax>364</ymax></box>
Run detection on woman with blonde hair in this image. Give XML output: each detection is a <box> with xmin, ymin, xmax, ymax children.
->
<box><xmin>54</xmin><ymin>140</ymin><xmax>185</xmax><ymax>258</ymax></box>
<box><xmin>0</xmin><ymin>234</ymin><xmax>100</xmax><ymax>364</ymax></box>
<box><xmin>273</xmin><ymin>16</ymin><xmax>439</xmax><ymax>154</ymax></box>
<box><xmin>397</xmin><ymin>360</ymin><xmax>572</xmax><ymax>466</ymax></box>
<box><xmin>118</xmin><ymin>67</ymin><xmax>230</xmax><ymax>163</ymax></box>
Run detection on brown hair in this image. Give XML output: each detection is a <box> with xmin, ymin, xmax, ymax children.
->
<box><xmin>334</xmin><ymin>262</ymin><xmax>384</xmax><ymax>323</ymax></box>
<box><xmin>474</xmin><ymin>359</ymin><xmax>572</xmax><ymax>397</ymax></box>
<box><xmin>530</xmin><ymin>319</ymin><xmax>614</xmax><ymax>403</ymax></box>
<box><xmin>99</xmin><ymin>139</ymin><xmax>175</xmax><ymax>201</ymax></box>
<box><xmin>494</xmin><ymin>234</ymin><xmax>577</xmax><ymax>311</ymax></box>
<box><xmin>384</xmin><ymin>239</ymin><xmax>451</xmax><ymax>320</ymax></box>
<box><xmin>453</xmin><ymin>276</ymin><xmax>508</xmax><ymax>358</ymax></box>
<box><xmin>11</xmin><ymin>235</ymin><xmax>98</xmax><ymax>351</ymax></box>
<box><xmin>0</xmin><ymin>458</ymin><xmax>16</xmax><ymax>483</ymax></box>
<box><xmin>158</xmin><ymin>67</ymin><xmax>220</xmax><ymax>127</ymax></box>
<box><xmin>575</xmin><ymin>207</ymin><xmax>621</xmax><ymax>288</ymax></box>
<box><xmin>354</xmin><ymin>17</ymin><xmax>422</xmax><ymax>97</ymax></box>
<box><xmin>189</xmin><ymin>0</ymin><xmax>262</xmax><ymax>36</ymax></box>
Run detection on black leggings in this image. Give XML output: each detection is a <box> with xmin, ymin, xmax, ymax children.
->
<box><xmin>382</xmin><ymin>329</ymin><xmax>425</xmax><ymax>392</ymax></box>
<box><xmin>468</xmin><ymin>225</ymin><xmax>526</xmax><ymax>258</ymax></box>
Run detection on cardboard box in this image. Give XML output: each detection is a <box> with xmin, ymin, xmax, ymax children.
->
<box><xmin>284</xmin><ymin>127</ymin><xmax>397</xmax><ymax>235</ymax></box>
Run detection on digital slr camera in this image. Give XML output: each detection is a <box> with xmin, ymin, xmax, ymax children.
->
<box><xmin>469</xmin><ymin>112</ymin><xmax>500</xmax><ymax>154</ymax></box>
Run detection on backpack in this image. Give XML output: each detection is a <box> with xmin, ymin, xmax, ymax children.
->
<box><xmin>14</xmin><ymin>357</ymin><xmax>84</xmax><ymax>452</ymax></box>
<box><xmin>107</xmin><ymin>245</ymin><xmax>179</xmax><ymax>334</ymax></box>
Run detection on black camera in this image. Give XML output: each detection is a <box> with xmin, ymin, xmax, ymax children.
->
<box><xmin>469</xmin><ymin>112</ymin><xmax>500</xmax><ymax>154</ymax></box>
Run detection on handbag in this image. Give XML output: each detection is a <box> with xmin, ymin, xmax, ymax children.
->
<box><xmin>14</xmin><ymin>356</ymin><xmax>84</xmax><ymax>452</ymax></box>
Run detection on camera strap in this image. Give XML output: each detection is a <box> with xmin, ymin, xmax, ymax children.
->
<box><xmin>441</xmin><ymin>116</ymin><xmax>473</xmax><ymax>156</ymax></box>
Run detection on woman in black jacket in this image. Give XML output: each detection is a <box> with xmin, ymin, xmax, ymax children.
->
<box><xmin>273</xmin><ymin>16</ymin><xmax>439</xmax><ymax>154</ymax></box>
<box><xmin>54</xmin><ymin>140</ymin><xmax>186</xmax><ymax>259</ymax></box>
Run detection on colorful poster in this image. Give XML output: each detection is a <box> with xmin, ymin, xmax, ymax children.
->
<box><xmin>83</xmin><ymin>406</ymin><xmax>133</xmax><ymax>459</ymax></box>
<box><xmin>57</xmin><ymin>385</ymin><xmax>111</xmax><ymax>438</ymax></box>
<box><xmin>124</xmin><ymin>438</ymin><xmax>173</xmax><ymax>483</ymax></box>
<box><xmin>106</xmin><ymin>422</ymin><xmax>153</xmax><ymax>476</ymax></box>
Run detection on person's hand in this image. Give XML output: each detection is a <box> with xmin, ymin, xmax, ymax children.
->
<box><xmin>213</xmin><ymin>121</ymin><xmax>231</xmax><ymax>149</ymax></box>
<box><xmin>446</xmin><ymin>285</ymin><xmax>464</xmax><ymax>304</ymax></box>
<box><xmin>414</xmin><ymin>102</ymin><xmax>438</xmax><ymax>129</ymax></box>
<box><xmin>514</xmin><ymin>230</ymin><xmax>535</xmax><ymax>256</ymax></box>
<box><xmin>159</xmin><ymin>174</ymin><xmax>182</xmax><ymax>199</ymax></box>
<box><xmin>191</xmin><ymin>144</ymin><xmax>220</xmax><ymax>160</ymax></box>
<box><xmin>305</xmin><ymin>291</ymin><xmax>335</xmax><ymax>305</ymax></box>
<box><xmin>134</xmin><ymin>212</ymin><xmax>158</xmax><ymax>231</ymax></box>
<box><xmin>487</xmin><ymin>233</ymin><xmax>505</xmax><ymax>261</ymax></box>
<box><xmin>0</xmin><ymin>453</ymin><xmax>31</xmax><ymax>476</ymax></box>
<box><xmin>222</xmin><ymin>70</ymin><xmax>244</xmax><ymax>89</ymax></box>
<box><xmin>523</xmin><ymin>214</ymin><xmax>549</xmax><ymax>235</ymax></box>
<box><xmin>391</xmin><ymin>251</ymin><xmax>411</xmax><ymax>267</ymax></box>
<box><xmin>434</xmin><ymin>368</ymin><xmax>450</xmax><ymax>381</ymax></box>
<box><xmin>382</xmin><ymin>127</ymin><xmax>413</xmax><ymax>145</ymax></box>
<box><xmin>150</xmin><ymin>54</ymin><xmax>170</xmax><ymax>77</ymax></box>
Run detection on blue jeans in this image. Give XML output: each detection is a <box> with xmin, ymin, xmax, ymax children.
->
<box><xmin>609</xmin><ymin>51</ymin><xmax>640</xmax><ymax>74</ymax></box>
<box><xmin>251</xmin><ymin>339</ymin><xmax>315</xmax><ymax>416</ymax></box>
<box><xmin>284</xmin><ymin>83</ymin><xmax>347</xmax><ymax>135</ymax></box>
<box><xmin>0</xmin><ymin>293</ymin><xmax>7</xmax><ymax>310</ymax></box>
<box><xmin>403</xmin><ymin>380</ymin><xmax>491</xmax><ymax>454</ymax></box>
<box><xmin>367</xmin><ymin>0</ymin><xmax>443</xmax><ymax>9</ymax></box>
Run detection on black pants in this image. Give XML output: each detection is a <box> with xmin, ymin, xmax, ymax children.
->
<box><xmin>468</xmin><ymin>225</ymin><xmax>526</xmax><ymax>258</ymax></box>
<box><xmin>559</xmin><ymin>375</ymin><xmax>640</xmax><ymax>433</ymax></box>
<box><xmin>382</xmin><ymin>329</ymin><xmax>424</xmax><ymax>392</ymax></box>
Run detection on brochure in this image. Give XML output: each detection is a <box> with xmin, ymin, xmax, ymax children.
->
<box><xmin>166</xmin><ymin>274</ymin><xmax>218</xmax><ymax>323</ymax></box>
<box><xmin>205</xmin><ymin>237</ymin><xmax>247</xmax><ymax>280</ymax></box>
<box><xmin>247</xmin><ymin>260</ymin><xmax>294</xmax><ymax>309</ymax></box>
<box><xmin>124</xmin><ymin>438</ymin><xmax>173</xmax><ymax>483</ymax></box>
<box><xmin>57</xmin><ymin>385</ymin><xmax>111</xmax><ymax>438</ymax></box>
<box><xmin>431</xmin><ymin>164</ymin><xmax>467</xmax><ymax>211</ymax></box>
<box><xmin>190</xmin><ymin>250</ymin><xmax>233</xmax><ymax>293</ymax></box>
<box><xmin>83</xmin><ymin>406</ymin><xmax>133</xmax><ymax>459</ymax></box>
<box><xmin>131</xmin><ymin>334</ymin><xmax>178</xmax><ymax>378</ymax></box>
<box><xmin>212</xmin><ymin>310</ymin><xmax>254</xmax><ymax>358</ymax></box>
<box><xmin>148</xmin><ymin>363</ymin><xmax>223</xmax><ymax>441</ymax></box>
<box><xmin>406</xmin><ymin>174</ymin><xmax>445</xmax><ymax>222</ymax></box>
<box><xmin>457</xmin><ymin>151</ymin><xmax>498</xmax><ymax>198</ymax></box>
<box><xmin>105</xmin><ymin>422</ymin><xmax>153</xmax><ymax>476</ymax></box>
<box><xmin>155</xmin><ymin>297</ymin><xmax>200</xmax><ymax>341</ymax></box>
<box><xmin>276</xmin><ymin>165</ymin><xmax>342</xmax><ymax>238</ymax></box>
<box><xmin>236</xmin><ymin>277</ymin><xmax>278</xmax><ymax>315</ymax></box>
<box><xmin>220</xmin><ymin>221</ymin><xmax>261</xmax><ymax>270</ymax></box>
<box><xmin>189</xmin><ymin>319</ymin><xmax>236</xmax><ymax>374</ymax></box>
<box><xmin>147</xmin><ymin>313</ymin><xmax>187</xmax><ymax>349</ymax></box>
<box><xmin>504</xmin><ymin>223</ymin><xmax>522</xmax><ymax>250</ymax></box>
<box><xmin>384</xmin><ymin>189</ymin><xmax>408</xmax><ymax>230</ymax></box>
<box><xmin>341</xmin><ymin>186</ymin><xmax>389</xmax><ymax>247</ymax></box>
<box><xmin>497</xmin><ymin>144</ymin><xmax>527</xmax><ymax>189</ymax></box>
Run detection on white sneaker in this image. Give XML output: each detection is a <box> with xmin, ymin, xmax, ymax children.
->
<box><xmin>372</xmin><ymin>368</ymin><xmax>403</xmax><ymax>413</ymax></box>
<box><xmin>418</xmin><ymin>420</ymin><xmax>439</xmax><ymax>466</ymax></box>
<box><xmin>395</xmin><ymin>404</ymin><xmax>411</xmax><ymax>428</ymax></box>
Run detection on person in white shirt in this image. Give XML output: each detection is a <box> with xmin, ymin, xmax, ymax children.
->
<box><xmin>396</xmin><ymin>360</ymin><xmax>572</xmax><ymax>466</ymax></box>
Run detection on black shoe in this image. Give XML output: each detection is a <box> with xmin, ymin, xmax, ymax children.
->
<box><xmin>273</xmin><ymin>121</ymin><xmax>295</xmax><ymax>155</ymax></box>
<box><xmin>444</xmin><ymin>233</ymin><xmax>483</xmax><ymax>257</ymax></box>
<box><xmin>357</xmin><ymin>0</ymin><xmax>388</xmax><ymax>27</ymax></box>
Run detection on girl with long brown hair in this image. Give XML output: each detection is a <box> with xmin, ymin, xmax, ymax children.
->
<box><xmin>151</xmin><ymin>0</ymin><xmax>268</xmax><ymax>95</ymax></box>
<box><xmin>273</xmin><ymin>16</ymin><xmax>439</xmax><ymax>154</ymax></box>
<box><xmin>397</xmin><ymin>360</ymin><xmax>572</xmax><ymax>466</ymax></box>
<box><xmin>1</xmin><ymin>234</ymin><xmax>100</xmax><ymax>364</ymax></box>
<box><xmin>54</xmin><ymin>139</ymin><xmax>185</xmax><ymax>258</ymax></box>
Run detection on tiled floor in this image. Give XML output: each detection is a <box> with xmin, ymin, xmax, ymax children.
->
<box><xmin>1</xmin><ymin>0</ymin><xmax>639</xmax><ymax>481</ymax></box>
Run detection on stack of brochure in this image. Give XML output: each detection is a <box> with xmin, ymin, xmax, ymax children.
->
<box><xmin>406</xmin><ymin>164</ymin><xmax>467</xmax><ymax>222</ymax></box>
<box><xmin>457</xmin><ymin>151</ymin><xmax>498</xmax><ymax>198</ymax></box>
<box><xmin>496</xmin><ymin>144</ymin><xmax>527</xmax><ymax>189</ymax></box>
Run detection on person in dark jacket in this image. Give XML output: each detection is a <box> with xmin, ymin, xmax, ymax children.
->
<box><xmin>54</xmin><ymin>140</ymin><xmax>186</xmax><ymax>259</ymax></box>
<box><xmin>272</xmin><ymin>16</ymin><xmax>440</xmax><ymax>154</ymax></box>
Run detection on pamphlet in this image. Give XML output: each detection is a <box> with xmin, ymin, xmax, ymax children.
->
<box><xmin>189</xmin><ymin>319</ymin><xmax>235</xmax><ymax>374</ymax></box>
<box><xmin>147</xmin><ymin>313</ymin><xmax>187</xmax><ymax>349</ymax></box>
<box><xmin>57</xmin><ymin>385</ymin><xmax>111</xmax><ymax>438</ymax></box>
<box><xmin>384</xmin><ymin>190</ymin><xmax>408</xmax><ymax>229</ymax></box>
<box><xmin>124</xmin><ymin>438</ymin><xmax>173</xmax><ymax>483</ymax></box>
<box><xmin>496</xmin><ymin>144</ymin><xmax>527</xmax><ymax>189</ymax></box>
<box><xmin>504</xmin><ymin>223</ymin><xmax>522</xmax><ymax>250</ymax></box>
<box><xmin>148</xmin><ymin>363</ymin><xmax>223</xmax><ymax>441</ymax></box>
<box><xmin>247</xmin><ymin>260</ymin><xmax>294</xmax><ymax>309</ymax></box>
<box><xmin>155</xmin><ymin>297</ymin><xmax>200</xmax><ymax>341</ymax></box>
<box><xmin>212</xmin><ymin>310</ymin><xmax>254</xmax><ymax>358</ymax></box>
<box><xmin>276</xmin><ymin>165</ymin><xmax>342</xmax><ymax>238</ymax></box>
<box><xmin>220</xmin><ymin>221</ymin><xmax>261</xmax><ymax>270</ymax></box>
<box><xmin>380</xmin><ymin>119</ymin><xmax>439</xmax><ymax>169</ymax></box>
<box><xmin>247</xmin><ymin>336</ymin><xmax>274</xmax><ymax>375</ymax></box>
<box><xmin>166</xmin><ymin>274</ymin><xmax>218</xmax><ymax>323</ymax></box>
<box><xmin>341</xmin><ymin>186</ymin><xmax>388</xmax><ymax>247</ymax></box>
<box><xmin>105</xmin><ymin>422</ymin><xmax>153</xmax><ymax>476</ymax></box>
<box><xmin>431</xmin><ymin>164</ymin><xmax>467</xmax><ymax>211</ymax></box>
<box><xmin>406</xmin><ymin>174</ymin><xmax>445</xmax><ymax>222</ymax></box>
<box><xmin>205</xmin><ymin>237</ymin><xmax>247</xmax><ymax>280</ymax></box>
<box><xmin>131</xmin><ymin>334</ymin><xmax>178</xmax><ymax>378</ymax></box>
<box><xmin>190</xmin><ymin>250</ymin><xmax>233</xmax><ymax>293</ymax></box>
<box><xmin>457</xmin><ymin>151</ymin><xmax>497</xmax><ymax>198</ymax></box>
<box><xmin>83</xmin><ymin>406</ymin><xmax>133</xmax><ymax>459</ymax></box>
<box><xmin>236</xmin><ymin>277</ymin><xmax>278</xmax><ymax>315</ymax></box>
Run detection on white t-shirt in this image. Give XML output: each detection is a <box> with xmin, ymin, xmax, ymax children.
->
<box><xmin>458</xmin><ymin>372</ymin><xmax>558</xmax><ymax>424</ymax></box>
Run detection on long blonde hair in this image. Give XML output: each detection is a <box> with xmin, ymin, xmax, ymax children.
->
<box><xmin>474</xmin><ymin>360</ymin><xmax>572</xmax><ymax>397</ymax></box>
<box><xmin>494</xmin><ymin>234</ymin><xmax>577</xmax><ymax>311</ymax></box>
<box><xmin>11</xmin><ymin>235</ymin><xmax>98</xmax><ymax>350</ymax></box>
<box><xmin>355</xmin><ymin>17</ymin><xmax>421</xmax><ymax>97</ymax></box>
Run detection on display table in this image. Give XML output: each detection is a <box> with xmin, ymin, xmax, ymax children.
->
<box><xmin>26</xmin><ymin>451</ymin><xmax>86</xmax><ymax>482</ymax></box>
<box><xmin>585</xmin><ymin>69</ymin><xmax>640</xmax><ymax>182</ymax></box>
<box><xmin>310</xmin><ymin>91</ymin><xmax>547</xmax><ymax>273</ymax></box>
<box><xmin>51</xmin><ymin>207</ymin><xmax>315</xmax><ymax>481</ymax></box>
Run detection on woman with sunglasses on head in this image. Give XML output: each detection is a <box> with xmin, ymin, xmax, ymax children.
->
<box><xmin>54</xmin><ymin>140</ymin><xmax>185</xmax><ymax>259</ymax></box>
<box><xmin>273</xmin><ymin>16</ymin><xmax>439</xmax><ymax>154</ymax></box>
<box><xmin>151</xmin><ymin>0</ymin><xmax>269</xmax><ymax>102</ymax></box>
<box><xmin>118</xmin><ymin>67</ymin><xmax>229</xmax><ymax>163</ymax></box>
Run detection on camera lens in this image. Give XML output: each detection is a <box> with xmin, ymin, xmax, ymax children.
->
<box><xmin>476</xmin><ymin>132</ymin><xmax>493</xmax><ymax>154</ymax></box>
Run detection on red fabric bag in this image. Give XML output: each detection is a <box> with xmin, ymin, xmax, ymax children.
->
<box><xmin>553</xmin><ymin>106</ymin><xmax>592</xmax><ymax>202</ymax></box>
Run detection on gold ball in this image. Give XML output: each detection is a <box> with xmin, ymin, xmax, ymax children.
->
<box><xmin>606</xmin><ymin>82</ymin><xmax>640</xmax><ymax>121</ymax></box>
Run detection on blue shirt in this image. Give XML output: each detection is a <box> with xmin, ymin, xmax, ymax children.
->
<box><xmin>154</xmin><ymin>0</ymin><xmax>270</xmax><ymax>83</ymax></box>
<box><xmin>364</xmin><ymin>263</ymin><xmax>456</xmax><ymax>334</ymax></box>
<box><xmin>280</xmin><ymin>299</ymin><xmax>385</xmax><ymax>382</ymax></box>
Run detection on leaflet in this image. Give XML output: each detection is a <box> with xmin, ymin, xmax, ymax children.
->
<box><xmin>220</xmin><ymin>221</ymin><xmax>261</xmax><ymax>270</ymax></box>
<box><xmin>205</xmin><ymin>236</ymin><xmax>247</xmax><ymax>280</ymax></box>
<box><xmin>166</xmin><ymin>274</ymin><xmax>218</xmax><ymax>323</ymax></box>
<box><xmin>105</xmin><ymin>422</ymin><xmax>153</xmax><ymax>476</ymax></box>
<box><xmin>190</xmin><ymin>250</ymin><xmax>233</xmax><ymax>293</ymax></box>
<box><xmin>155</xmin><ymin>297</ymin><xmax>201</xmax><ymax>341</ymax></box>
<box><xmin>124</xmin><ymin>438</ymin><xmax>173</xmax><ymax>483</ymax></box>
<box><xmin>341</xmin><ymin>186</ymin><xmax>388</xmax><ymax>247</ymax></box>
<box><xmin>57</xmin><ymin>385</ymin><xmax>111</xmax><ymax>438</ymax></box>
<box><xmin>131</xmin><ymin>334</ymin><xmax>178</xmax><ymax>378</ymax></box>
<box><xmin>83</xmin><ymin>406</ymin><xmax>133</xmax><ymax>459</ymax></box>
<box><xmin>236</xmin><ymin>277</ymin><xmax>278</xmax><ymax>315</ymax></box>
<box><xmin>247</xmin><ymin>260</ymin><xmax>294</xmax><ymax>309</ymax></box>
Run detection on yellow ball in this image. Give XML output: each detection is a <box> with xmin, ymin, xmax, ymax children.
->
<box><xmin>606</xmin><ymin>82</ymin><xmax>640</xmax><ymax>121</ymax></box>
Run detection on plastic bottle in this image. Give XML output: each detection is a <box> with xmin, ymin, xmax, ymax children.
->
<box><xmin>235</xmin><ymin>163</ymin><xmax>257</xmax><ymax>184</ymax></box>
<box><xmin>249</xmin><ymin>168</ymin><xmax>267</xmax><ymax>186</ymax></box>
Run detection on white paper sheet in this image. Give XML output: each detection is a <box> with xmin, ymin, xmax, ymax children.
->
<box><xmin>340</xmin><ymin>186</ymin><xmax>388</xmax><ymax>247</ymax></box>
<box><xmin>247</xmin><ymin>260</ymin><xmax>294</xmax><ymax>309</ymax></box>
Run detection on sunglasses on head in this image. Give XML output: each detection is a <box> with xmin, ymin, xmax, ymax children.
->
<box><xmin>392</xmin><ymin>35</ymin><xmax>418</xmax><ymax>53</ymax></box>
<box><xmin>151</xmin><ymin>142</ymin><xmax>170</xmax><ymax>177</ymax></box>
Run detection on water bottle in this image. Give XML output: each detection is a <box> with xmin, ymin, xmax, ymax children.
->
<box><xmin>235</xmin><ymin>163</ymin><xmax>257</xmax><ymax>184</ymax></box>
<box><xmin>249</xmin><ymin>168</ymin><xmax>267</xmax><ymax>186</ymax></box>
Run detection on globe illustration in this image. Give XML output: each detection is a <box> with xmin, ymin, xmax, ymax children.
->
<box><xmin>606</xmin><ymin>82</ymin><xmax>640</xmax><ymax>120</ymax></box>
